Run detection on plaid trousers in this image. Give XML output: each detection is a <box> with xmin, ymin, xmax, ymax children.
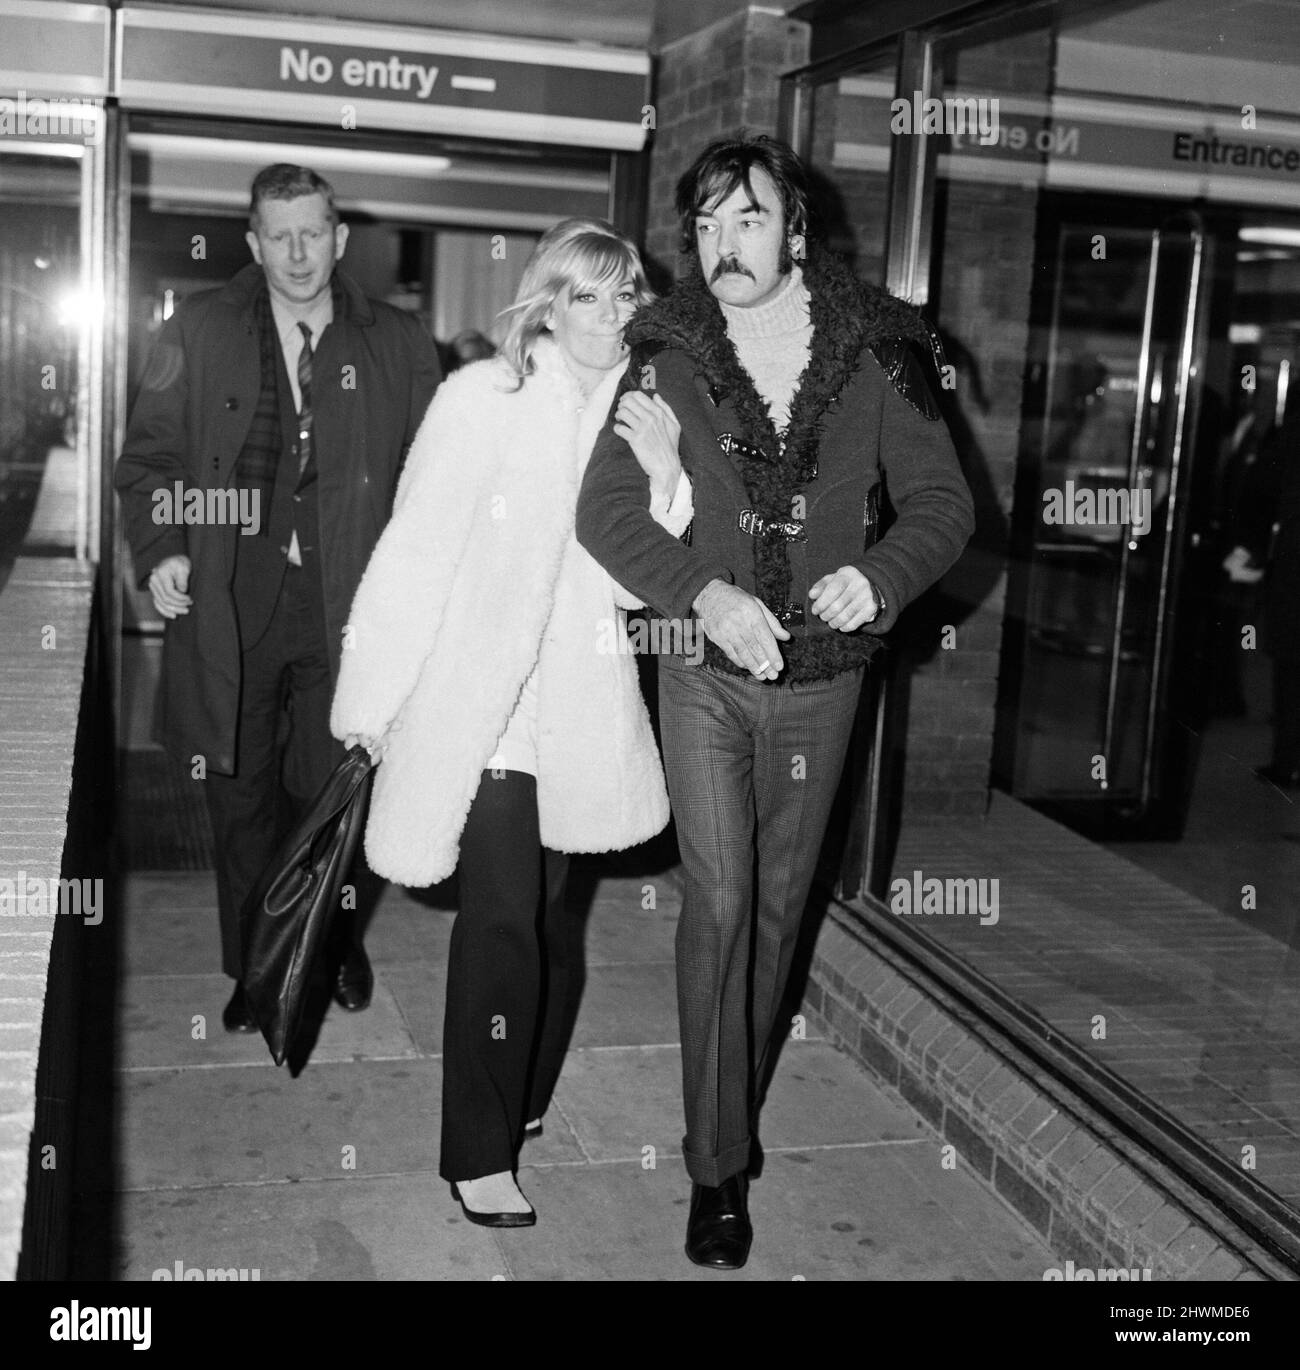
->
<box><xmin>657</xmin><ymin>656</ymin><xmax>864</xmax><ymax>1186</ymax></box>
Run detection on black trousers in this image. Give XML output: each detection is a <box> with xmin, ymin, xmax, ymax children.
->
<box><xmin>439</xmin><ymin>769</ymin><xmax>577</xmax><ymax>1182</ymax></box>
<box><xmin>204</xmin><ymin>562</ymin><xmax>349</xmax><ymax>979</ymax></box>
<box><xmin>658</xmin><ymin>657</ymin><xmax>864</xmax><ymax>1187</ymax></box>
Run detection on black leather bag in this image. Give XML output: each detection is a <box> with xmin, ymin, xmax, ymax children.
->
<box><xmin>241</xmin><ymin>745</ymin><xmax>376</xmax><ymax>1065</ymax></box>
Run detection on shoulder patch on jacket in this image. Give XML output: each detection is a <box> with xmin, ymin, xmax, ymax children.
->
<box><xmin>868</xmin><ymin>334</ymin><xmax>945</xmax><ymax>421</ymax></box>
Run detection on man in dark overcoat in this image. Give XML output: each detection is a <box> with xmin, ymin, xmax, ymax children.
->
<box><xmin>116</xmin><ymin>164</ymin><xmax>441</xmax><ymax>1029</ymax></box>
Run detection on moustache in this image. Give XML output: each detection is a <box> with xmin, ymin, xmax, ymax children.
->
<box><xmin>711</xmin><ymin>258</ymin><xmax>754</xmax><ymax>283</ymax></box>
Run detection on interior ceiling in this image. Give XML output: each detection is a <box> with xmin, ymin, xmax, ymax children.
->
<box><xmin>86</xmin><ymin>0</ymin><xmax>766</xmax><ymax>49</ymax></box>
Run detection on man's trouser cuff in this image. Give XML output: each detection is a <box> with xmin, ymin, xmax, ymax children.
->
<box><xmin>682</xmin><ymin>1135</ymin><xmax>750</xmax><ymax>1188</ymax></box>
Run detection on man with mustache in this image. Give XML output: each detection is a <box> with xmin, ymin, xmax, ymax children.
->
<box><xmin>578</xmin><ymin>134</ymin><xmax>974</xmax><ymax>1268</ymax></box>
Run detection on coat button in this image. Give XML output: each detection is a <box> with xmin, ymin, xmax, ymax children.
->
<box><xmin>225</xmin><ymin>397</ymin><xmax>238</xmax><ymax>410</ymax></box>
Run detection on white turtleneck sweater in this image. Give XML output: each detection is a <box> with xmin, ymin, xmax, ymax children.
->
<box><xmin>719</xmin><ymin>265</ymin><xmax>813</xmax><ymax>434</ymax></box>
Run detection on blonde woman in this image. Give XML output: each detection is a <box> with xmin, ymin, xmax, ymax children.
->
<box><xmin>330</xmin><ymin>220</ymin><xmax>690</xmax><ymax>1225</ymax></box>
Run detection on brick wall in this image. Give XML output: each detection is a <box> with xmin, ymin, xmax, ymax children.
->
<box><xmin>0</xmin><ymin>557</ymin><xmax>100</xmax><ymax>1277</ymax></box>
<box><xmin>645</xmin><ymin>8</ymin><xmax>810</xmax><ymax>275</ymax></box>
<box><xmin>803</xmin><ymin>905</ymin><xmax>1276</xmax><ymax>1279</ymax></box>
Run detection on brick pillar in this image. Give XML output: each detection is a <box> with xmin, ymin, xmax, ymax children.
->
<box><xmin>645</xmin><ymin>8</ymin><xmax>810</xmax><ymax>273</ymax></box>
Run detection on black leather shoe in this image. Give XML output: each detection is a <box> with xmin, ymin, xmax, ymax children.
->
<box><xmin>221</xmin><ymin>983</ymin><xmax>257</xmax><ymax>1033</ymax></box>
<box><xmin>685</xmin><ymin>1175</ymin><xmax>752</xmax><ymax>1269</ymax></box>
<box><xmin>1254</xmin><ymin>764</ymin><xmax>1300</xmax><ymax>790</ymax></box>
<box><xmin>333</xmin><ymin>946</ymin><xmax>373</xmax><ymax>1011</ymax></box>
<box><xmin>450</xmin><ymin>1182</ymin><xmax>536</xmax><ymax>1228</ymax></box>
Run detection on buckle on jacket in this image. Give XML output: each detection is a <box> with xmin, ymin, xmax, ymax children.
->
<box><xmin>718</xmin><ymin>433</ymin><xmax>768</xmax><ymax>463</ymax></box>
<box><xmin>738</xmin><ymin>508</ymin><xmax>805</xmax><ymax>541</ymax></box>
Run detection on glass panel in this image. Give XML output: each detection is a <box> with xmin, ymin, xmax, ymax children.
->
<box><xmin>0</xmin><ymin>149</ymin><xmax>87</xmax><ymax>583</ymax></box>
<box><xmin>800</xmin><ymin>0</ymin><xmax>1300</xmax><ymax>1228</ymax></box>
<box><xmin>805</xmin><ymin>50</ymin><xmax>897</xmax><ymax>281</ymax></box>
<box><xmin>1017</xmin><ymin>224</ymin><xmax>1196</xmax><ymax>805</ymax></box>
<box><xmin>923</xmin><ymin>5</ymin><xmax>1300</xmax><ymax>1222</ymax></box>
<box><xmin>798</xmin><ymin>45</ymin><xmax>899</xmax><ymax>899</ymax></box>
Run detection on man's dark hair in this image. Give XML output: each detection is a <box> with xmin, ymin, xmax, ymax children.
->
<box><xmin>674</xmin><ymin>133</ymin><xmax>811</xmax><ymax>262</ymax></box>
<box><xmin>249</xmin><ymin>163</ymin><xmax>338</xmax><ymax>229</ymax></box>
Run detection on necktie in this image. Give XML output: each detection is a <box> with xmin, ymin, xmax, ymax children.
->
<box><xmin>297</xmin><ymin>322</ymin><xmax>313</xmax><ymax>475</ymax></box>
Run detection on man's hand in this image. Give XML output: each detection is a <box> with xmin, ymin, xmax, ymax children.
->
<box><xmin>148</xmin><ymin>554</ymin><xmax>193</xmax><ymax>619</ymax></box>
<box><xmin>693</xmin><ymin>579</ymin><xmax>790</xmax><ymax>680</ymax></box>
<box><xmin>612</xmin><ymin>391</ymin><xmax>682</xmax><ymax>503</ymax></box>
<box><xmin>810</xmin><ymin>566</ymin><xmax>881</xmax><ymax>632</ymax></box>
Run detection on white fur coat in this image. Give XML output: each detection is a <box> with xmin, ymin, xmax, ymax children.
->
<box><xmin>330</xmin><ymin>337</ymin><xmax>684</xmax><ymax>886</ymax></box>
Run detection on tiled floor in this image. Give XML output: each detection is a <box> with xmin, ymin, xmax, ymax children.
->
<box><xmin>72</xmin><ymin>866</ymin><xmax>1053</xmax><ymax>1281</ymax></box>
<box><xmin>889</xmin><ymin>774</ymin><xmax>1300</xmax><ymax>1208</ymax></box>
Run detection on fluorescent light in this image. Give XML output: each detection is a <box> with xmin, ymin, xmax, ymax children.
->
<box><xmin>129</xmin><ymin>134</ymin><xmax>452</xmax><ymax>177</ymax></box>
<box><xmin>1238</xmin><ymin>226</ymin><xmax>1300</xmax><ymax>248</ymax></box>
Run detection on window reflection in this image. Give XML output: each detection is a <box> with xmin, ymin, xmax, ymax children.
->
<box><xmin>0</xmin><ymin>150</ymin><xmax>84</xmax><ymax>583</ymax></box>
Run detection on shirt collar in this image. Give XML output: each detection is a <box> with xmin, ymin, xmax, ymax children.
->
<box><xmin>268</xmin><ymin>284</ymin><xmax>334</xmax><ymax>347</ymax></box>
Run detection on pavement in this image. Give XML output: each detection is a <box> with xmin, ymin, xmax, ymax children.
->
<box><xmin>71</xmin><ymin>861</ymin><xmax>1054</xmax><ymax>1281</ymax></box>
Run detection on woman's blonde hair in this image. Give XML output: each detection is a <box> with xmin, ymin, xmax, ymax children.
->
<box><xmin>496</xmin><ymin>218</ymin><xmax>654</xmax><ymax>387</ymax></box>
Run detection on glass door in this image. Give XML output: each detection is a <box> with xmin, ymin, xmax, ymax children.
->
<box><xmin>0</xmin><ymin>133</ymin><xmax>105</xmax><ymax>585</ymax></box>
<box><xmin>999</xmin><ymin>209</ymin><xmax>1207</xmax><ymax>833</ymax></box>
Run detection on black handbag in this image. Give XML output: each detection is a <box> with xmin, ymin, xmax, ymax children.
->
<box><xmin>241</xmin><ymin>744</ymin><xmax>376</xmax><ymax>1065</ymax></box>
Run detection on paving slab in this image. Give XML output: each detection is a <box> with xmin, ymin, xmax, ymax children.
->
<box><xmin>568</xmin><ymin>962</ymin><xmax>680</xmax><ymax>1047</ymax></box>
<box><xmin>116</xmin><ymin>973</ymin><xmax>419</xmax><ymax>1070</ymax></box>
<box><xmin>92</xmin><ymin>865</ymin><xmax>1058</xmax><ymax>1280</ymax></box>
<box><xmin>758</xmin><ymin>1040</ymin><xmax>926</xmax><ymax>1149</ymax></box>
<box><xmin>579</xmin><ymin>897</ymin><xmax>679</xmax><ymax>967</ymax></box>
<box><xmin>363</xmin><ymin>893</ymin><xmax>455</xmax><ymax>967</ymax></box>
<box><xmin>107</xmin><ymin>1174</ymin><xmax>508</xmax><ymax>1281</ymax></box>
<box><xmin>382</xmin><ymin>962</ymin><xmax>448</xmax><ymax>1056</ymax></box>
<box><xmin>501</xmin><ymin>1141</ymin><xmax>1045</xmax><ymax>1281</ymax></box>
<box><xmin>550</xmin><ymin>1045</ymin><xmax>687</xmax><ymax>1164</ymax></box>
<box><xmin>109</xmin><ymin>1059</ymin><xmax>443</xmax><ymax>1191</ymax></box>
<box><xmin>119</xmin><ymin>874</ymin><xmax>220</xmax><ymax>978</ymax></box>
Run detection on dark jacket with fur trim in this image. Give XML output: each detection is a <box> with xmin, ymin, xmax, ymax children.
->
<box><xmin>576</xmin><ymin>248</ymin><xmax>975</xmax><ymax>680</ymax></box>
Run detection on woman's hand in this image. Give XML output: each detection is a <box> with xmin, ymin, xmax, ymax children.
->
<box><xmin>612</xmin><ymin>390</ymin><xmax>682</xmax><ymax>503</ymax></box>
<box><xmin>344</xmin><ymin>732</ymin><xmax>388</xmax><ymax>762</ymax></box>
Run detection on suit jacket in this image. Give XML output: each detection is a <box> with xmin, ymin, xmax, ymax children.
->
<box><xmin>115</xmin><ymin>264</ymin><xmax>442</xmax><ymax>773</ymax></box>
<box><xmin>576</xmin><ymin>249</ymin><xmax>975</xmax><ymax>680</ymax></box>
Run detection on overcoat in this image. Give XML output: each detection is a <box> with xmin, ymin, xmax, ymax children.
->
<box><xmin>115</xmin><ymin>264</ymin><xmax>441</xmax><ymax>774</ymax></box>
<box><xmin>330</xmin><ymin>337</ymin><xmax>686</xmax><ymax>887</ymax></box>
